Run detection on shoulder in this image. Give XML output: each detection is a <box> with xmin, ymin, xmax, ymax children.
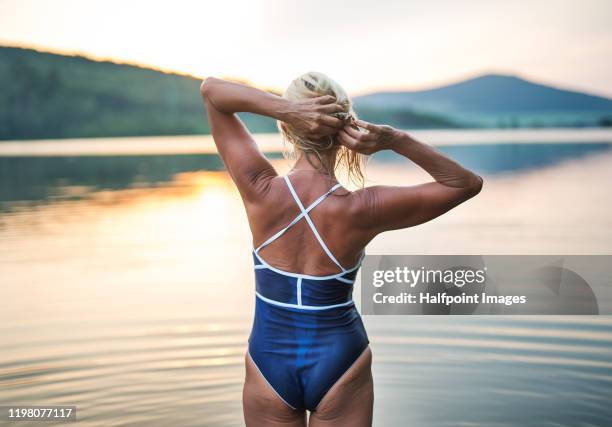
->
<box><xmin>335</xmin><ymin>185</ymin><xmax>402</xmax><ymax>242</ymax></box>
<box><xmin>341</xmin><ymin>186</ymin><xmax>379</xmax><ymax>225</ymax></box>
<box><xmin>310</xmin><ymin>186</ymin><xmax>380</xmax><ymax>249</ymax></box>
<box><xmin>243</xmin><ymin>175</ymin><xmax>293</xmax><ymax>222</ymax></box>
<box><xmin>236</xmin><ymin>167</ymin><xmax>277</xmax><ymax>204</ymax></box>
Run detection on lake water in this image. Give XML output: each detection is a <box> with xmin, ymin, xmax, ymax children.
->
<box><xmin>1</xmin><ymin>129</ymin><xmax>612</xmax><ymax>426</ymax></box>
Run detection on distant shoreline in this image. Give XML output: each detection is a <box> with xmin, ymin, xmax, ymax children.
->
<box><xmin>2</xmin><ymin>46</ymin><xmax>611</xmax><ymax>141</ymax></box>
<box><xmin>1</xmin><ymin>129</ymin><xmax>611</xmax><ymax>157</ymax></box>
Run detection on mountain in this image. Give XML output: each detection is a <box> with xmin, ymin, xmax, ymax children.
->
<box><xmin>0</xmin><ymin>46</ymin><xmax>456</xmax><ymax>141</ymax></box>
<box><xmin>355</xmin><ymin>74</ymin><xmax>612</xmax><ymax>127</ymax></box>
<box><xmin>355</xmin><ymin>74</ymin><xmax>612</xmax><ymax>112</ymax></box>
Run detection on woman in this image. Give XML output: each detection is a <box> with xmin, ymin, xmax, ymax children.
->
<box><xmin>200</xmin><ymin>72</ymin><xmax>482</xmax><ymax>427</ymax></box>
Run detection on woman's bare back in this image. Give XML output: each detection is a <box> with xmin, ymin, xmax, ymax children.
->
<box><xmin>248</xmin><ymin>172</ymin><xmax>366</xmax><ymax>276</ymax></box>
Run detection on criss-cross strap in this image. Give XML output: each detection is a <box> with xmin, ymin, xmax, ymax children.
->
<box><xmin>283</xmin><ymin>175</ymin><xmax>346</xmax><ymax>272</ymax></box>
<box><xmin>254</xmin><ymin>175</ymin><xmax>345</xmax><ymax>272</ymax></box>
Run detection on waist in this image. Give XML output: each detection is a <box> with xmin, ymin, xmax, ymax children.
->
<box><xmin>252</xmin><ymin>296</ymin><xmax>363</xmax><ymax>330</ymax></box>
<box><xmin>255</xmin><ymin>268</ymin><xmax>355</xmax><ymax>311</ymax></box>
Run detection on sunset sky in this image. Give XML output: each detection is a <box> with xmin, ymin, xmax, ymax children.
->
<box><xmin>1</xmin><ymin>0</ymin><xmax>611</xmax><ymax>96</ymax></box>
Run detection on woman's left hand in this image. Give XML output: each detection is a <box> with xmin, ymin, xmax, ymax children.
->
<box><xmin>338</xmin><ymin>119</ymin><xmax>398</xmax><ymax>154</ymax></box>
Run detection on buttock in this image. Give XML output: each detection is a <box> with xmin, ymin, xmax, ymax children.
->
<box><xmin>248</xmin><ymin>298</ymin><xmax>369</xmax><ymax>410</ymax></box>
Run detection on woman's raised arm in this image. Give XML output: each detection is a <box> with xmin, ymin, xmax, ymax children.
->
<box><xmin>200</xmin><ymin>77</ymin><xmax>345</xmax><ymax>202</ymax></box>
<box><xmin>339</xmin><ymin>119</ymin><xmax>483</xmax><ymax>237</ymax></box>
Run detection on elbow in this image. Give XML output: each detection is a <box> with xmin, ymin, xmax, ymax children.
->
<box><xmin>199</xmin><ymin>76</ymin><xmax>220</xmax><ymax>99</ymax></box>
<box><xmin>466</xmin><ymin>174</ymin><xmax>483</xmax><ymax>198</ymax></box>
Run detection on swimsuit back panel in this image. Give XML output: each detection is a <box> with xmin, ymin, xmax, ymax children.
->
<box><xmin>248</xmin><ymin>174</ymin><xmax>369</xmax><ymax>410</ymax></box>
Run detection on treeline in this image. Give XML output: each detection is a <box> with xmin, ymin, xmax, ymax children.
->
<box><xmin>0</xmin><ymin>46</ymin><xmax>457</xmax><ymax>140</ymax></box>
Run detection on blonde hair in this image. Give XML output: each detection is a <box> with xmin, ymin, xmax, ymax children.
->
<box><xmin>278</xmin><ymin>71</ymin><xmax>367</xmax><ymax>187</ymax></box>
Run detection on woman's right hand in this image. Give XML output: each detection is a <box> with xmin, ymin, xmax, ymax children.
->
<box><xmin>338</xmin><ymin>119</ymin><xmax>399</xmax><ymax>155</ymax></box>
<box><xmin>283</xmin><ymin>96</ymin><xmax>346</xmax><ymax>139</ymax></box>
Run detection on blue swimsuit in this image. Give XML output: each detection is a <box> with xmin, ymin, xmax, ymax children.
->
<box><xmin>248</xmin><ymin>175</ymin><xmax>370</xmax><ymax>411</ymax></box>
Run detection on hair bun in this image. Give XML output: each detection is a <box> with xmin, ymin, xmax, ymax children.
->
<box><xmin>330</xmin><ymin>111</ymin><xmax>349</xmax><ymax>121</ymax></box>
<box><xmin>302</xmin><ymin>78</ymin><xmax>316</xmax><ymax>92</ymax></box>
<box><xmin>279</xmin><ymin>72</ymin><xmax>367</xmax><ymax>186</ymax></box>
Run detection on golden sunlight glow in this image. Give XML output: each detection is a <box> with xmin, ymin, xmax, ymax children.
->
<box><xmin>188</xmin><ymin>172</ymin><xmax>237</xmax><ymax>229</ymax></box>
<box><xmin>0</xmin><ymin>0</ymin><xmax>611</xmax><ymax>95</ymax></box>
<box><xmin>197</xmin><ymin>186</ymin><xmax>231</xmax><ymax>219</ymax></box>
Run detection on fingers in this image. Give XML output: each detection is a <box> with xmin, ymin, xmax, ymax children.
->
<box><xmin>318</xmin><ymin>103</ymin><xmax>345</xmax><ymax>114</ymax></box>
<box><xmin>313</xmin><ymin>95</ymin><xmax>336</xmax><ymax>105</ymax></box>
<box><xmin>343</xmin><ymin>124</ymin><xmax>376</xmax><ymax>141</ymax></box>
<box><xmin>318</xmin><ymin>114</ymin><xmax>344</xmax><ymax>129</ymax></box>
<box><xmin>338</xmin><ymin>129</ymin><xmax>359</xmax><ymax>150</ymax></box>
<box><xmin>338</xmin><ymin>129</ymin><xmax>373</xmax><ymax>153</ymax></box>
<box><xmin>354</xmin><ymin>119</ymin><xmax>378</xmax><ymax>132</ymax></box>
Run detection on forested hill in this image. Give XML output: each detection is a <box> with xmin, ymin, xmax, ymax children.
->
<box><xmin>1</xmin><ymin>46</ymin><xmax>212</xmax><ymax>140</ymax></box>
<box><xmin>0</xmin><ymin>46</ymin><xmax>456</xmax><ymax>140</ymax></box>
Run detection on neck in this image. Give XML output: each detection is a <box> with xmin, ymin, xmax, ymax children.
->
<box><xmin>292</xmin><ymin>151</ymin><xmax>337</xmax><ymax>177</ymax></box>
